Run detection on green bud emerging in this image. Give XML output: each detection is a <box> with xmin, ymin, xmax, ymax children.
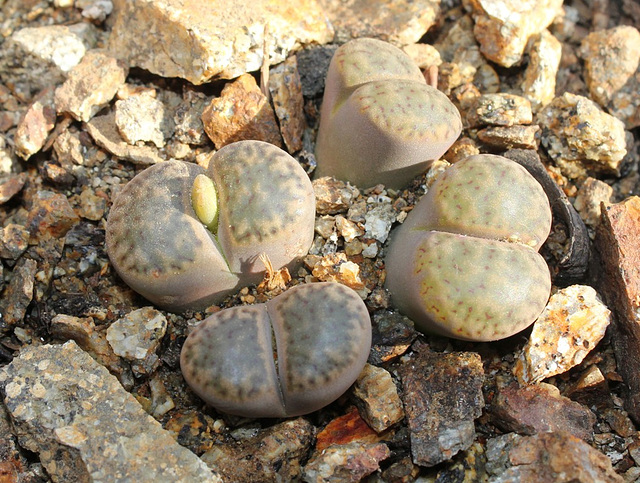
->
<box><xmin>192</xmin><ymin>173</ymin><xmax>219</xmax><ymax>233</ymax></box>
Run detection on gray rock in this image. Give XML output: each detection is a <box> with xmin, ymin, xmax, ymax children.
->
<box><xmin>0</xmin><ymin>341</ymin><xmax>220</xmax><ymax>482</ymax></box>
<box><xmin>106</xmin><ymin>307</ymin><xmax>167</xmax><ymax>377</ymax></box>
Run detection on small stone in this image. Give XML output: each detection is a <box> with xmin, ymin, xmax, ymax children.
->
<box><xmin>521</xmin><ymin>29</ymin><xmax>562</xmax><ymax>111</ymax></box>
<box><xmin>316</xmin><ymin>406</ymin><xmax>385</xmax><ymax>451</ymax></box>
<box><xmin>0</xmin><ymin>172</ymin><xmax>27</xmax><ymax>204</ymax></box>
<box><xmin>595</xmin><ymin>196</ymin><xmax>640</xmax><ymax>423</ymax></box>
<box><xmin>514</xmin><ymin>285</ymin><xmax>611</xmax><ymax>385</ymax></box>
<box><xmin>352</xmin><ymin>364</ymin><xmax>404</xmax><ymax>433</ymax></box>
<box><xmin>538</xmin><ymin>92</ymin><xmax>627</xmax><ymax>179</ymax></box>
<box><xmin>485</xmin><ymin>432</ymin><xmax>623</xmax><ymax>482</ymax></box>
<box><xmin>488</xmin><ymin>382</ymin><xmax>596</xmax><ymax>442</ymax></box>
<box><xmin>173</xmin><ymin>90</ymin><xmax>210</xmax><ymax>145</ymax></box>
<box><xmin>53</xmin><ymin>129</ymin><xmax>85</xmax><ymax>166</ymax></box>
<box><xmin>364</xmin><ymin>203</ymin><xmax>396</xmax><ymax>243</ymax></box>
<box><xmin>335</xmin><ymin>215</ymin><xmax>363</xmax><ymax>243</ymax></box>
<box><xmin>0</xmin><ymin>224</ymin><xmax>30</xmax><ymax>260</ymax></box>
<box><xmin>0</xmin><ymin>341</ymin><xmax>219</xmax><ymax>482</ymax></box>
<box><xmin>0</xmin><ymin>258</ymin><xmax>38</xmax><ymax>331</ymax></box>
<box><xmin>78</xmin><ymin>186</ymin><xmax>107</xmax><ymax>221</ymax></box>
<box><xmin>578</xmin><ymin>26</ymin><xmax>640</xmax><ymax>109</ymax></box>
<box><xmin>402</xmin><ymin>43</ymin><xmax>442</xmax><ymax>69</ymax></box>
<box><xmin>465</xmin><ymin>0</ymin><xmax>564</xmax><ymax>68</ymax></box>
<box><xmin>398</xmin><ymin>344</ymin><xmax>484</xmax><ymax>467</ymax></box>
<box><xmin>313</xmin><ymin>177</ymin><xmax>360</xmax><ymax>215</ymax></box>
<box><xmin>164</xmin><ymin>410</ymin><xmax>222</xmax><ymax>455</ymax></box>
<box><xmin>201</xmin><ymin>418</ymin><xmax>315</xmax><ymax>483</ymax></box>
<box><xmin>564</xmin><ymin>364</ymin><xmax>611</xmax><ymax>407</ymax></box>
<box><xmin>202</xmin><ymin>73</ymin><xmax>283</xmax><ymax>150</ymax></box>
<box><xmin>26</xmin><ymin>190</ymin><xmax>80</xmax><ymax>243</ymax></box>
<box><xmin>42</xmin><ymin>161</ymin><xmax>75</xmax><ymax>185</ymax></box>
<box><xmin>465</xmin><ymin>93</ymin><xmax>533</xmax><ymax>127</ymax></box>
<box><xmin>0</xmin><ymin>23</ymin><xmax>98</xmax><ymax>96</ymax></box>
<box><xmin>115</xmin><ymin>90</ymin><xmax>166</xmax><ymax>148</ymax></box>
<box><xmin>49</xmin><ymin>314</ymin><xmax>134</xmax><ymax>389</ymax></box>
<box><xmin>106</xmin><ymin>307</ymin><xmax>167</xmax><ymax>376</ymax></box>
<box><xmin>303</xmin><ymin>441</ymin><xmax>390</xmax><ymax>483</ymax></box>
<box><xmin>85</xmin><ymin>111</ymin><xmax>164</xmax><ymax>165</ymax></box>
<box><xmin>311</xmin><ymin>253</ymin><xmax>366</xmax><ymax>293</ymax></box>
<box><xmin>434</xmin><ymin>15</ymin><xmax>478</xmax><ymax>64</ymax></box>
<box><xmin>148</xmin><ymin>375</ymin><xmax>175</xmax><ymax>418</ymax></box>
<box><xmin>108</xmin><ymin>0</ymin><xmax>333</xmax><ymax>83</ymax></box>
<box><xmin>380</xmin><ymin>456</ymin><xmax>421</xmax><ymax>482</ymax></box>
<box><xmin>369</xmin><ymin>312</ymin><xmax>418</xmax><ymax>365</ymax></box>
<box><xmin>573</xmin><ymin>177</ymin><xmax>613</xmax><ymax>236</ymax></box>
<box><xmin>268</xmin><ymin>56</ymin><xmax>305</xmax><ymax>153</ymax></box>
<box><xmin>14</xmin><ymin>87</ymin><xmax>56</xmax><ymax>159</ymax></box>
<box><xmin>81</xmin><ymin>0</ymin><xmax>113</xmax><ymax>22</ymax></box>
<box><xmin>361</xmin><ymin>240</ymin><xmax>378</xmax><ymax>259</ymax></box>
<box><xmin>443</xmin><ymin>137</ymin><xmax>480</xmax><ymax>164</ymax></box>
<box><xmin>476</xmin><ymin>124</ymin><xmax>540</xmax><ymax>150</ymax></box>
<box><xmin>55</xmin><ymin>50</ymin><xmax>128</xmax><ymax>122</ymax></box>
<box><xmin>315</xmin><ymin>215</ymin><xmax>336</xmax><ymax>239</ymax></box>
<box><xmin>317</xmin><ymin>0</ymin><xmax>440</xmax><ymax>46</ymax></box>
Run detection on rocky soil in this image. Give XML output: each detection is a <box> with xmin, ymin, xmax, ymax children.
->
<box><xmin>0</xmin><ymin>0</ymin><xmax>639</xmax><ymax>481</ymax></box>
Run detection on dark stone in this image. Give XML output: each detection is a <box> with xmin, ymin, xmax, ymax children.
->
<box><xmin>398</xmin><ymin>342</ymin><xmax>484</xmax><ymax>467</ymax></box>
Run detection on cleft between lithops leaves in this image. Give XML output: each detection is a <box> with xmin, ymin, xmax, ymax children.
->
<box><xmin>192</xmin><ymin>173</ymin><xmax>219</xmax><ymax>233</ymax></box>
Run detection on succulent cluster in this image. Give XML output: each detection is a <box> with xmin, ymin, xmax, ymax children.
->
<box><xmin>314</xmin><ymin>37</ymin><xmax>462</xmax><ymax>190</ymax></box>
<box><xmin>106</xmin><ymin>140</ymin><xmax>315</xmax><ymax>312</ymax></box>
<box><xmin>180</xmin><ymin>282</ymin><xmax>372</xmax><ymax>418</ymax></box>
<box><xmin>385</xmin><ymin>154</ymin><xmax>553</xmax><ymax>341</ymax></box>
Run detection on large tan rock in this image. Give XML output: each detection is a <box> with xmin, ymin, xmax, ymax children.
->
<box><xmin>108</xmin><ymin>0</ymin><xmax>334</xmax><ymax>84</ymax></box>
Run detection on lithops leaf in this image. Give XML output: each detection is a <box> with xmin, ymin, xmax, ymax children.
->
<box><xmin>386</xmin><ymin>154</ymin><xmax>553</xmax><ymax>342</ymax></box>
<box><xmin>211</xmin><ymin>140</ymin><xmax>315</xmax><ymax>276</ymax></box>
<box><xmin>387</xmin><ymin>231</ymin><xmax>551</xmax><ymax>341</ymax></box>
<box><xmin>180</xmin><ymin>282</ymin><xmax>371</xmax><ymax>418</ymax></box>
<box><xmin>411</xmin><ymin>154</ymin><xmax>552</xmax><ymax>249</ymax></box>
<box><xmin>106</xmin><ymin>161</ymin><xmax>238</xmax><ymax>312</ymax></box>
<box><xmin>315</xmin><ymin>37</ymin><xmax>462</xmax><ymax>190</ymax></box>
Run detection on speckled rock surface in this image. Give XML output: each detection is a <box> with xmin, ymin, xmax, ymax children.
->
<box><xmin>318</xmin><ymin>0</ymin><xmax>440</xmax><ymax>46</ymax></box>
<box><xmin>0</xmin><ymin>22</ymin><xmax>98</xmax><ymax>96</ymax></box>
<box><xmin>578</xmin><ymin>25</ymin><xmax>640</xmax><ymax>128</ymax></box>
<box><xmin>538</xmin><ymin>92</ymin><xmax>628</xmax><ymax>179</ymax></box>
<box><xmin>352</xmin><ymin>363</ymin><xmax>404</xmax><ymax>433</ymax></box>
<box><xmin>0</xmin><ymin>341</ymin><xmax>219</xmax><ymax>482</ymax></box>
<box><xmin>485</xmin><ymin>431</ymin><xmax>623</xmax><ymax>482</ymax></box>
<box><xmin>107</xmin><ymin>0</ymin><xmax>334</xmax><ymax>83</ymax></box>
<box><xmin>55</xmin><ymin>50</ymin><xmax>128</xmax><ymax>122</ymax></box>
<box><xmin>464</xmin><ymin>0</ymin><xmax>563</xmax><ymax>68</ymax></box>
<box><xmin>520</xmin><ymin>29</ymin><xmax>562</xmax><ymax>111</ymax></box>
<box><xmin>514</xmin><ymin>285</ymin><xmax>611</xmax><ymax>384</ymax></box>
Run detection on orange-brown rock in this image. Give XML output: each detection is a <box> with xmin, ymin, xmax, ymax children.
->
<box><xmin>595</xmin><ymin>196</ymin><xmax>640</xmax><ymax>423</ymax></box>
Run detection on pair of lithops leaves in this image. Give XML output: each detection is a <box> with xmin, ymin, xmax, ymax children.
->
<box><xmin>106</xmin><ymin>140</ymin><xmax>315</xmax><ymax>312</ymax></box>
<box><xmin>180</xmin><ymin>282</ymin><xmax>371</xmax><ymax>418</ymax></box>
<box><xmin>386</xmin><ymin>154</ymin><xmax>553</xmax><ymax>342</ymax></box>
<box><xmin>315</xmin><ymin>37</ymin><xmax>462</xmax><ymax>190</ymax></box>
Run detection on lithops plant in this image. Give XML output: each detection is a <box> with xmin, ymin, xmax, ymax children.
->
<box><xmin>180</xmin><ymin>282</ymin><xmax>372</xmax><ymax>418</ymax></box>
<box><xmin>106</xmin><ymin>140</ymin><xmax>315</xmax><ymax>312</ymax></box>
<box><xmin>386</xmin><ymin>154</ymin><xmax>553</xmax><ymax>341</ymax></box>
<box><xmin>314</xmin><ymin>37</ymin><xmax>462</xmax><ymax>190</ymax></box>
